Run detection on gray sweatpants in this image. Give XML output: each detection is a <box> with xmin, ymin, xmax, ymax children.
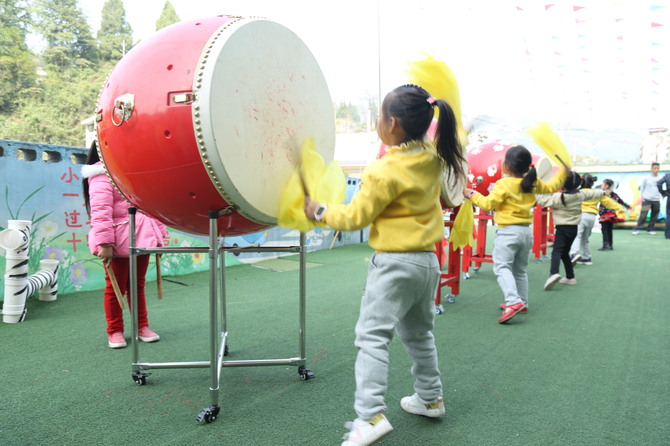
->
<box><xmin>492</xmin><ymin>225</ymin><xmax>532</xmax><ymax>307</ymax></box>
<box><xmin>353</xmin><ymin>251</ymin><xmax>442</xmax><ymax>420</ymax></box>
<box><xmin>570</xmin><ymin>212</ymin><xmax>596</xmax><ymax>259</ymax></box>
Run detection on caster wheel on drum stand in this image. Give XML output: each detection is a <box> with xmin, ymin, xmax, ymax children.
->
<box><xmin>447</xmin><ymin>295</ymin><xmax>456</xmax><ymax>303</ymax></box>
<box><xmin>434</xmin><ymin>304</ymin><xmax>445</xmax><ymax>315</ymax></box>
<box><xmin>132</xmin><ymin>371</ymin><xmax>151</xmax><ymax>386</ymax></box>
<box><xmin>463</xmin><ymin>273</ymin><xmax>470</xmax><ymax>280</ymax></box>
<box><xmin>197</xmin><ymin>405</ymin><xmax>220</xmax><ymax>424</ymax></box>
<box><xmin>298</xmin><ymin>366</ymin><xmax>315</xmax><ymax>380</ymax></box>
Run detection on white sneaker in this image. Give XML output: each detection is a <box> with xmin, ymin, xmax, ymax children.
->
<box><xmin>400</xmin><ymin>393</ymin><xmax>445</xmax><ymax>418</ymax></box>
<box><xmin>648</xmin><ymin>231</ymin><xmax>657</xmax><ymax>235</ymax></box>
<box><xmin>544</xmin><ymin>273</ymin><xmax>561</xmax><ymax>291</ymax></box>
<box><xmin>341</xmin><ymin>413</ymin><xmax>393</xmax><ymax>446</ymax></box>
<box><xmin>559</xmin><ymin>277</ymin><xmax>577</xmax><ymax>285</ymax></box>
<box><xmin>570</xmin><ymin>254</ymin><xmax>581</xmax><ymax>266</ymax></box>
<box><xmin>632</xmin><ymin>230</ymin><xmax>640</xmax><ymax>235</ymax></box>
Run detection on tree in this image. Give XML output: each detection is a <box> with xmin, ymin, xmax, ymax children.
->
<box><xmin>32</xmin><ymin>0</ymin><xmax>98</xmax><ymax>68</ymax></box>
<box><xmin>156</xmin><ymin>1</ymin><xmax>180</xmax><ymax>31</ymax></box>
<box><xmin>0</xmin><ymin>62</ymin><xmax>112</xmax><ymax>145</ymax></box>
<box><xmin>336</xmin><ymin>101</ymin><xmax>360</xmax><ymax>122</ymax></box>
<box><xmin>98</xmin><ymin>0</ymin><xmax>133</xmax><ymax>62</ymax></box>
<box><xmin>0</xmin><ymin>0</ymin><xmax>37</xmax><ymax>113</ymax></box>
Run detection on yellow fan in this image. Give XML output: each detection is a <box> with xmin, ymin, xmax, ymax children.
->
<box><xmin>277</xmin><ymin>138</ymin><xmax>346</xmax><ymax>231</ymax></box>
<box><xmin>527</xmin><ymin>122</ymin><xmax>572</xmax><ymax>168</ymax></box>
<box><xmin>406</xmin><ymin>54</ymin><xmax>466</xmax><ymax>145</ymax></box>
<box><xmin>449</xmin><ymin>200</ymin><xmax>474</xmax><ymax>250</ymax></box>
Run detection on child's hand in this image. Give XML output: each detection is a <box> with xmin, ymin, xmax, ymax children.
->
<box><xmin>463</xmin><ymin>188</ymin><xmax>475</xmax><ymax>199</ymax></box>
<box><xmin>98</xmin><ymin>245</ymin><xmax>114</xmax><ymax>264</ymax></box>
<box><xmin>304</xmin><ymin>196</ymin><xmax>319</xmax><ymax>221</ymax></box>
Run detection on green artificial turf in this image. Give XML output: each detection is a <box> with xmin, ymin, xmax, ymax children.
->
<box><xmin>0</xmin><ymin>230</ymin><xmax>667</xmax><ymax>445</ymax></box>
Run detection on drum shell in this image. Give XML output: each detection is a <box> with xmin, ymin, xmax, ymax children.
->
<box><xmin>466</xmin><ymin>140</ymin><xmax>513</xmax><ymax>195</ymax></box>
<box><xmin>466</xmin><ymin>141</ymin><xmax>554</xmax><ymax>195</ymax></box>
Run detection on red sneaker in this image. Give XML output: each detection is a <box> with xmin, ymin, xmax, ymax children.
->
<box><xmin>499</xmin><ymin>303</ymin><xmax>527</xmax><ymax>314</ymax></box>
<box><xmin>498</xmin><ymin>302</ymin><xmax>526</xmax><ymax>323</ymax></box>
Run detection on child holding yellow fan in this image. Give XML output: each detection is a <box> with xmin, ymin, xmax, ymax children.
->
<box><xmin>464</xmin><ymin>145</ymin><xmax>568</xmax><ymax>324</ymax></box>
<box><xmin>536</xmin><ymin>172</ymin><xmax>609</xmax><ymax>290</ymax></box>
<box><xmin>305</xmin><ymin>84</ymin><xmax>465</xmax><ymax>446</ymax></box>
<box><xmin>569</xmin><ymin>174</ymin><xmax>624</xmax><ymax>265</ymax></box>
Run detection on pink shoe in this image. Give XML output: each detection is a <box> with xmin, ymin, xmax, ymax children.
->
<box><xmin>138</xmin><ymin>326</ymin><xmax>160</xmax><ymax>343</ymax></box>
<box><xmin>499</xmin><ymin>303</ymin><xmax>527</xmax><ymax>313</ymax></box>
<box><xmin>108</xmin><ymin>332</ymin><xmax>127</xmax><ymax>349</ymax></box>
<box><xmin>498</xmin><ymin>302</ymin><xmax>526</xmax><ymax>324</ymax></box>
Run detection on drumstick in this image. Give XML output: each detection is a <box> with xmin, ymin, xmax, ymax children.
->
<box><xmin>329</xmin><ymin>231</ymin><xmax>339</xmax><ymax>249</ymax></box>
<box><xmin>103</xmin><ymin>262</ymin><xmax>126</xmax><ymax>310</ymax></box>
<box><xmin>329</xmin><ymin>179</ymin><xmax>361</xmax><ymax>249</ymax></box>
<box><xmin>156</xmin><ymin>253</ymin><xmax>164</xmax><ymax>299</ymax></box>
<box><xmin>554</xmin><ymin>153</ymin><xmax>570</xmax><ymax>170</ymax></box>
<box><xmin>299</xmin><ymin>171</ymin><xmax>309</xmax><ymax>196</ymax></box>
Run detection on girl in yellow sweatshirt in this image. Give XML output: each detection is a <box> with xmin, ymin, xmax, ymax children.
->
<box><xmin>304</xmin><ymin>84</ymin><xmax>466</xmax><ymax>446</ymax></box>
<box><xmin>463</xmin><ymin>146</ymin><xmax>567</xmax><ymax>324</ymax></box>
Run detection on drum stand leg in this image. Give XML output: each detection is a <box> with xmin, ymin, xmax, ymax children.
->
<box><xmin>128</xmin><ymin>209</ymin><xmax>314</xmax><ymax>424</ymax></box>
<box><xmin>196</xmin><ymin>210</ymin><xmax>223</xmax><ymax>423</ymax></box>
<box><xmin>297</xmin><ymin>232</ymin><xmax>314</xmax><ymax>381</ymax></box>
<box><xmin>129</xmin><ymin>207</ymin><xmax>151</xmax><ymax>386</ymax></box>
<box><xmin>195</xmin><ymin>224</ymin><xmax>314</xmax><ymax>423</ymax></box>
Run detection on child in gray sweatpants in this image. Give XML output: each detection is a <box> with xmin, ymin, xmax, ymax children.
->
<box><xmin>354</xmin><ymin>252</ymin><xmax>442</xmax><ymax>419</ymax></box>
<box><xmin>305</xmin><ymin>84</ymin><xmax>467</xmax><ymax>446</ymax></box>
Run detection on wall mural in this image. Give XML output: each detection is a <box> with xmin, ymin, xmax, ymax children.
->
<box><xmin>0</xmin><ymin>140</ymin><xmax>363</xmax><ymax>298</ymax></box>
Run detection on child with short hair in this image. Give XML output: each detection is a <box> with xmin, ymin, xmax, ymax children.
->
<box><xmin>464</xmin><ymin>146</ymin><xmax>567</xmax><ymax>323</ymax></box>
<box><xmin>305</xmin><ymin>84</ymin><xmax>466</xmax><ymax>446</ymax></box>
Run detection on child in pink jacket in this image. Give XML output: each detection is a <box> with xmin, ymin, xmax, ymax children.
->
<box><xmin>82</xmin><ymin>144</ymin><xmax>168</xmax><ymax>349</ymax></box>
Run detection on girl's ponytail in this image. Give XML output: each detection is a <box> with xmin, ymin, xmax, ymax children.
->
<box><xmin>520</xmin><ymin>165</ymin><xmax>537</xmax><ymax>193</ymax></box>
<box><xmin>433</xmin><ymin>99</ymin><xmax>466</xmax><ymax>180</ymax></box>
<box><xmin>560</xmin><ymin>171</ymin><xmax>583</xmax><ymax>206</ymax></box>
<box><xmin>384</xmin><ymin>85</ymin><xmax>466</xmax><ymax>181</ymax></box>
<box><xmin>505</xmin><ymin>145</ymin><xmax>535</xmax><ymax>193</ymax></box>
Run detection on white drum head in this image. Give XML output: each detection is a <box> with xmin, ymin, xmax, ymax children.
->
<box><xmin>195</xmin><ymin>18</ymin><xmax>335</xmax><ymax>225</ymax></box>
<box><xmin>535</xmin><ymin>156</ymin><xmax>554</xmax><ymax>182</ymax></box>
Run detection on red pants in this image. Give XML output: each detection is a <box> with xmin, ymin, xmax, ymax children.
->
<box><xmin>104</xmin><ymin>255</ymin><xmax>150</xmax><ymax>335</ymax></box>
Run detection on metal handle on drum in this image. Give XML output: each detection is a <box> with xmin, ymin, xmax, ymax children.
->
<box><xmin>111</xmin><ymin>93</ymin><xmax>135</xmax><ymax>127</ymax></box>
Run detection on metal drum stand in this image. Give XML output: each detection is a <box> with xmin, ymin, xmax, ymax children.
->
<box><xmin>127</xmin><ymin>208</ymin><xmax>314</xmax><ymax>424</ymax></box>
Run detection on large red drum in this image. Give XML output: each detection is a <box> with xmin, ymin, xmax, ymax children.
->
<box><xmin>466</xmin><ymin>140</ymin><xmax>553</xmax><ymax>195</ymax></box>
<box><xmin>96</xmin><ymin>16</ymin><xmax>335</xmax><ymax>236</ymax></box>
